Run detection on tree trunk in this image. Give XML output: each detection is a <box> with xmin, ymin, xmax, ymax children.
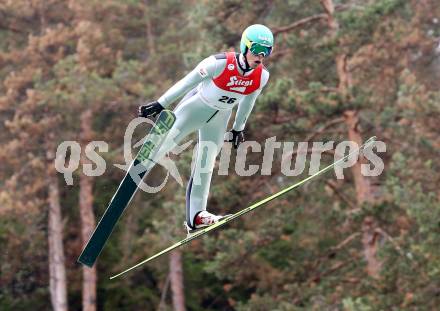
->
<box><xmin>169</xmin><ymin>250</ymin><xmax>186</xmax><ymax>311</ymax></box>
<box><xmin>79</xmin><ymin>109</ymin><xmax>97</xmax><ymax>311</ymax></box>
<box><xmin>321</xmin><ymin>0</ymin><xmax>381</xmax><ymax>278</ymax></box>
<box><xmin>144</xmin><ymin>0</ymin><xmax>156</xmax><ymax>56</ymax></box>
<box><xmin>47</xmin><ymin>149</ymin><xmax>68</xmax><ymax>311</ymax></box>
<box><xmin>344</xmin><ymin>110</ymin><xmax>372</xmax><ymax>204</ymax></box>
<box><xmin>344</xmin><ymin>111</ymin><xmax>381</xmax><ymax>278</ymax></box>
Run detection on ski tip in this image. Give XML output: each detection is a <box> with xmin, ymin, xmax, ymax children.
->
<box><xmin>361</xmin><ymin>136</ymin><xmax>377</xmax><ymax>150</ymax></box>
<box><xmin>109</xmin><ymin>264</ymin><xmax>141</xmax><ymax>280</ymax></box>
<box><xmin>365</xmin><ymin>136</ymin><xmax>377</xmax><ymax>144</ymax></box>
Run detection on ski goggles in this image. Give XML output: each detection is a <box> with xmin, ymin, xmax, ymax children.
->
<box><xmin>245</xmin><ymin>39</ymin><xmax>273</xmax><ymax>57</ymax></box>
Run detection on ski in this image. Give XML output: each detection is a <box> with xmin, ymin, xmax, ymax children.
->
<box><xmin>78</xmin><ymin>110</ymin><xmax>176</xmax><ymax>267</ymax></box>
<box><xmin>109</xmin><ymin>136</ymin><xmax>377</xmax><ymax>279</ymax></box>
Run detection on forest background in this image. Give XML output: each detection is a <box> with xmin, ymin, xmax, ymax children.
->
<box><xmin>1</xmin><ymin>0</ymin><xmax>439</xmax><ymax>310</ymax></box>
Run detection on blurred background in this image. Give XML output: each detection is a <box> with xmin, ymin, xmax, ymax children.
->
<box><xmin>1</xmin><ymin>0</ymin><xmax>439</xmax><ymax>310</ymax></box>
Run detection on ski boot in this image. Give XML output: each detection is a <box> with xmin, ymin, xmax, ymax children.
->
<box><xmin>184</xmin><ymin>211</ymin><xmax>232</xmax><ymax>237</ymax></box>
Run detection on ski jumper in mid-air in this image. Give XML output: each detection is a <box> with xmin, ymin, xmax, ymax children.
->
<box><xmin>138</xmin><ymin>24</ymin><xmax>274</xmax><ymax>232</ymax></box>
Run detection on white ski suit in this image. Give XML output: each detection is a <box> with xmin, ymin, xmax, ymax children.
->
<box><xmin>151</xmin><ymin>52</ymin><xmax>269</xmax><ymax>228</ymax></box>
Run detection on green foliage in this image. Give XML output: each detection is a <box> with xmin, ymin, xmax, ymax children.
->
<box><xmin>338</xmin><ymin>0</ymin><xmax>408</xmax><ymax>52</ymax></box>
<box><xmin>256</xmin><ymin>78</ymin><xmax>296</xmax><ymax>113</ymax></box>
<box><xmin>342</xmin><ymin>297</ymin><xmax>373</xmax><ymax>311</ymax></box>
<box><xmin>0</xmin><ymin>212</ymin><xmax>48</xmax><ymax>311</ymax></box>
<box><xmin>1</xmin><ymin>0</ymin><xmax>440</xmax><ymax>310</ymax></box>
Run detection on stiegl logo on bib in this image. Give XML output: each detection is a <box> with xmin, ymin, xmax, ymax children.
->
<box><xmin>226</xmin><ymin>76</ymin><xmax>253</xmax><ymax>93</ymax></box>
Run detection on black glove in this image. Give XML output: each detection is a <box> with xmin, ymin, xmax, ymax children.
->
<box><xmin>225</xmin><ymin>129</ymin><xmax>245</xmax><ymax>149</ymax></box>
<box><xmin>138</xmin><ymin>101</ymin><xmax>164</xmax><ymax>118</ymax></box>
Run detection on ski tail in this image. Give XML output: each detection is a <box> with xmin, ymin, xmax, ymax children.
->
<box><xmin>77</xmin><ymin>110</ymin><xmax>176</xmax><ymax>267</ymax></box>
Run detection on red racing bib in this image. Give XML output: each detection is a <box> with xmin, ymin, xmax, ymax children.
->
<box><xmin>212</xmin><ymin>52</ymin><xmax>262</xmax><ymax>95</ymax></box>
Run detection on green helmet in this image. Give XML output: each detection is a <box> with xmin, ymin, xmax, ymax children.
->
<box><xmin>240</xmin><ymin>24</ymin><xmax>274</xmax><ymax>57</ymax></box>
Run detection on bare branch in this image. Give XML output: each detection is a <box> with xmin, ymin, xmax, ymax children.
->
<box><xmin>272</xmin><ymin>14</ymin><xmax>328</xmax><ymax>35</ymax></box>
<box><xmin>375</xmin><ymin>227</ymin><xmax>406</xmax><ymax>258</ymax></box>
<box><xmin>326</xmin><ymin>179</ymin><xmax>358</xmax><ymax>211</ymax></box>
<box><xmin>305</xmin><ymin>117</ymin><xmax>345</xmax><ymax>142</ymax></box>
<box><xmin>329</xmin><ymin>232</ymin><xmax>361</xmax><ymax>253</ymax></box>
<box><xmin>157</xmin><ymin>273</ymin><xmax>170</xmax><ymax>311</ymax></box>
<box><xmin>271</xmin><ymin>3</ymin><xmax>352</xmax><ymax>36</ymax></box>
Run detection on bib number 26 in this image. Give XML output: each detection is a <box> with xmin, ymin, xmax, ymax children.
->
<box><xmin>218</xmin><ymin>96</ymin><xmax>237</xmax><ymax>104</ymax></box>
